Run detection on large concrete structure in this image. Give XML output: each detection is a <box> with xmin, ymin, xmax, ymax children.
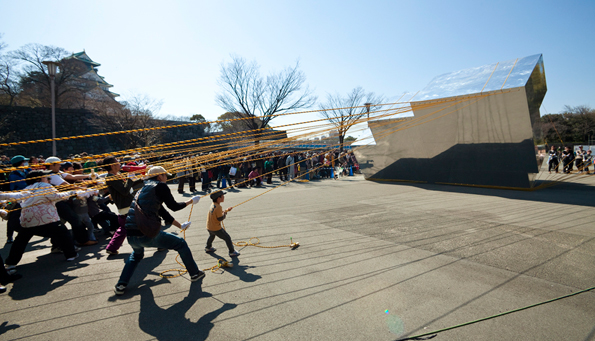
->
<box><xmin>354</xmin><ymin>54</ymin><xmax>547</xmax><ymax>189</ymax></box>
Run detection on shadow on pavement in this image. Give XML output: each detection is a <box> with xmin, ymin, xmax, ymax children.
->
<box><xmin>379</xmin><ymin>180</ymin><xmax>595</xmax><ymax>207</ymax></box>
<box><xmin>206</xmin><ymin>252</ymin><xmax>261</xmax><ymax>283</ymax></box>
<box><xmin>0</xmin><ymin>321</ymin><xmax>20</xmax><ymax>336</ymax></box>
<box><xmin>137</xmin><ymin>279</ymin><xmax>236</xmax><ymax>340</ymax></box>
<box><xmin>7</xmin><ymin>252</ymin><xmax>89</xmax><ymax>300</ymax></box>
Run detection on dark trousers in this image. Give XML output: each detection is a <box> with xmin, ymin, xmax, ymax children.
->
<box><xmin>279</xmin><ymin>169</ymin><xmax>288</xmax><ymax>181</ymax></box>
<box><xmin>201</xmin><ymin>172</ymin><xmax>210</xmax><ymax>191</ymax></box>
<box><xmin>6</xmin><ymin>221</ymin><xmax>76</xmax><ymax>265</ymax></box>
<box><xmin>6</xmin><ymin>203</ymin><xmax>21</xmax><ymax>240</ymax></box>
<box><xmin>266</xmin><ymin>172</ymin><xmax>273</xmax><ymax>184</ymax></box>
<box><xmin>55</xmin><ymin>201</ymin><xmax>89</xmax><ymax>244</ymax></box>
<box><xmin>178</xmin><ymin>176</ymin><xmax>196</xmax><ymax>193</ymax></box>
<box><xmin>92</xmin><ymin>210</ymin><xmax>119</xmax><ymax>232</ymax></box>
<box><xmin>206</xmin><ymin>229</ymin><xmax>235</xmax><ymax>253</ymax></box>
<box><xmin>0</xmin><ymin>255</ymin><xmax>12</xmax><ymax>285</ymax></box>
<box><xmin>576</xmin><ymin>159</ymin><xmax>584</xmax><ymax>171</ymax></box>
<box><xmin>563</xmin><ymin>160</ymin><xmax>572</xmax><ymax>173</ymax></box>
<box><xmin>548</xmin><ymin>160</ymin><xmax>559</xmax><ymax>172</ymax></box>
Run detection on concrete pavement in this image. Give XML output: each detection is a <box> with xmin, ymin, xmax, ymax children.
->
<box><xmin>0</xmin><ymin>173</ymin><xmax>594</xmax><ymax>340</ymax></box>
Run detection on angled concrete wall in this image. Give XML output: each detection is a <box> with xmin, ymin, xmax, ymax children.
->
<box><xmin>355</xmin><ymin>54</ymin><xmax>546</xmax><ymax>189</ymax></box>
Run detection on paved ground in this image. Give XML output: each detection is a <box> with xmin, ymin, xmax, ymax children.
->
<box><xmin>0</xmin><ymin>173</ymin><xmax>594</xmax><ymax>340</ymax></box>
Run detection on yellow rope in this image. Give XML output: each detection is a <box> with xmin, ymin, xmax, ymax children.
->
<box><xmin>0</xmin><ymin>100</ymin><xmax>413</xmax><ymax>148</ymax></box>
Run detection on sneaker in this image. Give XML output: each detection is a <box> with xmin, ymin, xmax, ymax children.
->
<box><xmin>66</xmin><ymin>253</ymin><xmax>79</xmax><ymax>261</ymax></box>
<box><xmin>5</xmin><ymin>237</ymin><xmax>13</xmax><ymax>244</ymax></box>
<box><xmin>74</xmin><ymin>246</ymin><xmax>82</xmax><ymax>252</ymax></box>
<box><xmin>5</xmin><ymin>265</ymin><xmax>16</xmax><ymax>275</ymax></box>
<box><xmin>229</xmin><ymin>250</ymin><xmax>240</xmax><ymax>257</ymax></box>
<box><xmin>106</xmin><ymin>250</ymin><xmax>119</xmax><ymax>255</ymax></box>
<box><xmin>190</xmin><ymin>271</ymin><xmax>205</xmax><ymax>282</ymax></box>
<box><xmin>51</xmin><ymin>247</ymin><xmax>63</xmax><ymax>254</ymax></box>
<box><xmin>205</xmin><ymin>247</ymin><xmax>216</xmax><ymax>253</ymax></box>
<box><xmin>0</xmin><ymin>286</ymin><xmax>5</xmax><ymax>294</ymax></box>
<box><xmin>114</xmin><ymin>283</ymin><xmax>127</xmax><ymax>295</ymax></box>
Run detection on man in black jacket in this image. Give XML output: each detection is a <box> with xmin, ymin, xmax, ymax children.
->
<box><xmin>114</xmin><ymin>166</ymin><xmax>203</xmax><ymax>296</ymax></box>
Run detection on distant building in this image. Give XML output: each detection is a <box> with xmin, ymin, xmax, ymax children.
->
<box><xmin>62</xmin><ymin>51</ymin><xmax>119</xmax><ymax>102</ymax></box>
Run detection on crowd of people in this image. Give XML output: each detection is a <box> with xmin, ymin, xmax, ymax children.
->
<box><xmin>173</xmin><ymin>149</ymin><xmax>360</xmax><ymax>193</ymax></box>
<box><xmin>547</xmin><ymin>145</ymin><xmax>594</xmax><ymax>174</ymax></box>
<box><xmin>0</xmin><ymin>148</ymin><xmax>359</xmax><ymax>294</ymax></box>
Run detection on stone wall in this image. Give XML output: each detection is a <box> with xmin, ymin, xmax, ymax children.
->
<box><xmin>0</xmin><ymin>106</ymin><xmax>205</xmax><ymax>158</ymax></box>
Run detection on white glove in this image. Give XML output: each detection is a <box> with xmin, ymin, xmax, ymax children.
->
<box><xmin>76</xmin><ymin>190</ymin><xmax>96</xmax><ymax>199</ymax></box>
<box><xmin>181</xmin><ymin>221</ymin><xmax>191</xmax><ymax>230</ymax></box>
<box><xmin>191</xmin><ymin>195</ymin><xmax>201</xmax><ymax>205</ymax></box>
<box><xmin>0</xmin><ymin>191</ymin><xmax>29</xmax><ymax>201</ymax></box>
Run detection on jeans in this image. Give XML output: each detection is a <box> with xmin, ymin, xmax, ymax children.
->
<box><xmin>78</xmin><ymin>213</ymin><xmax>96</xmax><ymax>241</ymax></box>
<box><xmin>117</xmin><ymin>231</ymin><xmax>199</xmax><ymax>286</ymax></box>
<box><xmin>206</xmin><ymin>229</ymin><xmax>235</xmax><ymax>253</ymax></box>
<box><xmin>56</xmin><ymin>201</ymin><xmax>89</xmax><ymax>244</ymax></box>
<box><xmin>216</xmin><ymin>173</ymin><xmax>232</xmax><ymax>188</ymax></box>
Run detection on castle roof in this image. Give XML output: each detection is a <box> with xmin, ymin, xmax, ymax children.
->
<box><xmin>69</xmin><ymin>51</ymin><xmax>101</xmax><ymax>66</ymax></box>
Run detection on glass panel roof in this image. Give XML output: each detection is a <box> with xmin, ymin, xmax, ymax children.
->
<box><xmin>414</xmin><ymin>54</ymin><xmax>542</xmax><ymax>102</ymax></box>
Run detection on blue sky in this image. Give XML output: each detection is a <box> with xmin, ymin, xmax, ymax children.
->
<box><xmin>2</xmin><ymin>0</ymin><xmax>594</xmax><ymax>133</ymax></box>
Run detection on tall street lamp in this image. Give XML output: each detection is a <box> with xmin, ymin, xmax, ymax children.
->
<box><xmin>364</xmin><ymin>103</ymin><xmax>372</xmax><ymax>119</ymax></box>
<box><xmin>42</xmin><ymin>61</ymin><xmax>61</xmax><ymax>156</ymax></box>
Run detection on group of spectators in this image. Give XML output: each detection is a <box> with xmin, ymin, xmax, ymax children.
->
<box><xmin>172</xmin><ymin>149</ymin><xmax>359</xmax><ymax>192</ymax></box>
<box><xmin>547</xmin><ymin>145</ymin><xmax>594</xmax><ymax>174</ymax></box>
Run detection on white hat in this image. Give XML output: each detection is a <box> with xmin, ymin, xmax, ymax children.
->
<box><xmin>45</xmin><ymin>156</ymin><xmax>61</xmax><ymax>164</ymax></box>
<box><xmin>146</xmin><ymin>166</ymin><xmax>172</xmax><ymax>177</ymax></box>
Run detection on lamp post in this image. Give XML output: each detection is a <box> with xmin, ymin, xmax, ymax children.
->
<box><xmin>364</xmin><ymin>103</ymin><xmax>372</xmax><ymax>120</ymax></box>
<box><xmin>42</xmin><ymin>61</ymin><xmax>61</xmax><ymax>156</ymax></box>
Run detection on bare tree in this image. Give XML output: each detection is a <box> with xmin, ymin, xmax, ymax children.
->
<box><xmin>93</xmin><ymin>93</ymin><xmax>164</xmax><ymax>149</ymax></box>
<box><xmin>9</xmin><ymin>43</ymin><xmax>83</xmax><ymax>108</ymax></box>
<box><xmin>0</xmin><ymin>34</ymin><xmax>20</xmax><ymax>106</ymax></box>
<box><xmin>216</xmin><ymin>55</ymin><xmax>316</xmax><ymax>141</ymax></box>
<box><xmin>319</xmin><ymin>87</ymin><xmax>384</xmax><ymax>152</ymax></box>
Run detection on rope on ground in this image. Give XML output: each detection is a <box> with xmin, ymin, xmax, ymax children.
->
<box><xmin>395</xmin><ymin>285</ymin><xmax>595</xmax><ymax>341</ymax></box>
<box><xmin>158</xmin><ymin>227</ymin><xmax>234</xmax><ymax>278</ymax></box>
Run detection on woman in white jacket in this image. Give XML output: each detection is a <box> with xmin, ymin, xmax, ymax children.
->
<box><xmin>0</xmin><ymin>170</ymin><xmax>80</xmax><ymax>273</ymax></box>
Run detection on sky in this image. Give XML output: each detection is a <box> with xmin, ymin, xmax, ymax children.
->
<box><xmin>1</xmin><ymin>0</ymin><xmax>594</xmax><ymax>137</ymax></box>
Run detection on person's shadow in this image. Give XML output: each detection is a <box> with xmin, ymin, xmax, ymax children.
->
<box><xmin>137</xmin><ymin>280</ymin><xmax>236</xmax><ymax>340</ymax></box>
<box><xmin>0</xmin><ymin>321</ymin><xmax>20</xmax><ymax>336</ymax></box>
<box><xmin>207</xmin><ymin>252</ymin><xmax>261</xmax><ymax>283</ymax></box>
<box><xmin>7</xmin><ymin>253</ymin><xmax>89</xmax><ymax>300</ymax></box>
